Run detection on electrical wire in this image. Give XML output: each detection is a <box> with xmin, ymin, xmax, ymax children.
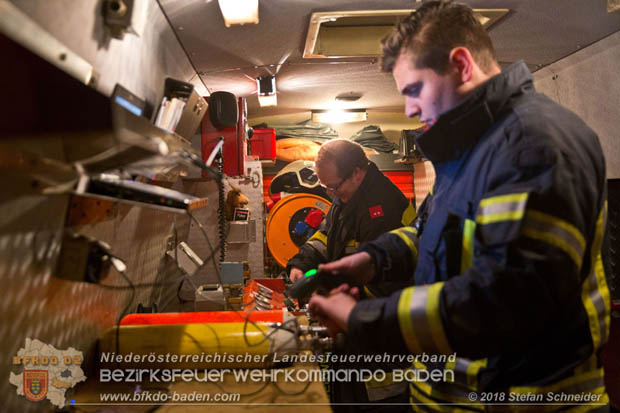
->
<box><xmin>186</xmin><ymin>210</ymin><xmax>224</xmax><ymax>286</ymax></box>
<box><xmin>99</xmin><ymin>165</ymin><xmax>321</xmax><ymax>401</ymax></box>
<box><xmin>216</xmin><ymin>154</ymin><xmax>227</xmax><ymax>264</ymax></box>
<box><xmin>114</xmin><ymin>268</ymin><xmax>136</xmax><ymax>362</ymax></box>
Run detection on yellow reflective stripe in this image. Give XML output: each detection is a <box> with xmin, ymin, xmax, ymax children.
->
<box><xmin>593</xmin><ymin>203</ymin><xmax>611</xmax><ymax>346</ymax></box>
<box><xmin>479</xmin><ymin>192</ymin><xmax>528</xmax><ymax>208</ymax></box>
<box><xmin>426</xmin><ymin>283</ymin><xmax>452</xmax><ymax>354</ymax></box>
<box><xmin>397</xmin><ymin>287</ymin><xmax>423</xmax><ymax>354</ymax></box>
<box><xmin>363</xmin><ymin>286</ymin><xmax>376</xmax><ymax>298</ymax></box>
<box><xmin>476</xmin><ymin>193</ymin><xmax>528</xmax><ymax>225</ymax></box>
<box><xmin>390</xmin><ymin>228</ymin><xmax>418</xmax><ymax>264</ymax></box>
<box><xmin>445</xmin><ymin>359</ymin><xmax>456</xmax><ymax>383</ymax></box>
<box><xmin>460</xmin><ymin>219</ymin><xmax>476</xmax><ymax>273</ymax></box>
<box><xmin>449</xmin><ymin>357</ymin><xmax>487</xmax><ymax>389</ymax></box>
<box><xmin>507</xmin><ymin>371</ymin><xmax>608</xmax><ymax>413</ymax></box>
<box><xmin>401</xmin><ymin>203</ymin><xmax>417</xmax><ymax>226</ymax></box>
<box><xmin>560</xmin><ymin>388</ymin><xmax>608</xmax><ymax>413</ymax></box>
<box><xmin>345</xmin><ymin>240</ymin><xmax>360</xmax><ymax>248</ymax></box>
<box><xmin>409</xmin><ymin>383</ymin><xmax>482</xmax><ymax>413</ymax></box>
<box><xmin>581</xmin><ymin>275</ymin><xmax>601</xmax><ymax>353</ymax></box>
<box><xmin>413</xmin><ymin>381</ymin><xmax>478</xmax><ymax>407</ymax></box>
<box><xmin>399</xmin><ymin>284</ymin><xmax>452</xmax><ymax>354</ymax></box>
<box><xmin>510</xmin><ymin>366</ymin><xmax>604</xmax><ymax>395</ymax></box>
<box><xmin>465</xmin><ymin>359</ymin><xmax>487</xmax><ymax>389</ymax></box>
<box><xmin>503</xmin><ymin>387</ymin><xmax>608</xmax><ymax>413</ymax></box>
<box><xmin>365</xmin><ymin>371</ymin><xmax>395</xmax><ymax>388</ymax></box>
<box><xmin>521</xmin><ymin>210</ymin><xmax>585</xmax><ymax>270</ymax></box>
<box><xmin>527</xmin><ymin>210</ymin><xmax>585</xmax><ymax>249</ymax></box>
<box><xmin>581</xmin><ymin>203</ymin><xmax>611</xmax><ymax>352</ymax></box>
<box><xmin>399</xmin><ymin>226</ymin><xmax>418</xmax><ymax>236</ymax></box>
<box><xmin>308</xmin><ymin>231</ymin><xmax>327</xmax><ymax>245</ymax></box>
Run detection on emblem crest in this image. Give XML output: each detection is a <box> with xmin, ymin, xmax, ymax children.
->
<box><xmin>23</xmin><ymin>370</ymin><xmax>48</xmax><ymax>402</ymax></box>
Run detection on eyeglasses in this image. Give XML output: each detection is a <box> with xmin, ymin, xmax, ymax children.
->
<box><xmin>319</xmin><ymin>176</ymin><xmax>347</xmax><ymax>192</ymax></box>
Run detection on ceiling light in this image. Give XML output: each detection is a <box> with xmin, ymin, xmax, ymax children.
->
<box><xmin>258</xmin><ymin>94</ymin><xmax>277</xmax><ymax>107</ymax></box>
<box><xmin>257</xmin><ymin>75</ymin><xmax>277</xmax><ymax>107</ymax></box>
<box><xmin>217</xmin><ymin>0</ymin><xmax>259</xmax><ymax>28</ymax></box>
<box><xmin>312</xmin><ymin>109</ymin><xmax>367</xmax><ymax>124</ymax></box>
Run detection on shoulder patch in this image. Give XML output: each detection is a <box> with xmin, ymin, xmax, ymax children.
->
<box><xmin>369</xmin><ymin>205</ymin><xmax>384</xmax><ymax>219</ymax></box>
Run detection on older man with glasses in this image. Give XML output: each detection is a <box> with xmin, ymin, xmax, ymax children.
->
<box><xmin>285</xmin><ymin>138</ymin><xmax>414</xmax><ymax>412</ymax></box>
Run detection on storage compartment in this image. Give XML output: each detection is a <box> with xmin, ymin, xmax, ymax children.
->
<box><xmin>249</xmin><ymin>128</ymin><xmax>276</xmax><ymax>162</ymax></box>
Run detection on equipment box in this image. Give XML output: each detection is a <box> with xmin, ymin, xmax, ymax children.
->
<box><xmin>249</xmin><ymin>128</ymin><xmax>276</xmax><ymax>162</ymax></box>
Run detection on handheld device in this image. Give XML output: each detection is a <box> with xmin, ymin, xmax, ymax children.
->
<box><xmin>285</xmin><ymin>268</ymin><xmax>357</xmax><ymax>299</ymax></box>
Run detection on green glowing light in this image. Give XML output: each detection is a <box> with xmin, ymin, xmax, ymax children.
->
<box><xmin>304</xmin><ymin>269</ymin><xmax>318</xmax><ymax>277</ymax></box>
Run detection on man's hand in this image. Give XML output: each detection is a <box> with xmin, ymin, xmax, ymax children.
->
<box><xmin>319</xmin><ymin>252</ymin><xmax>375</xmax><ymax>284</ymax></box>
<box><xmin>289</xmin><ymin>267</ymin><xmax>304</xmax><ymax>282</ymax></box>
<box><xmin>308</xmin><ymin>285</ymin><xmax>359</xmax><ymax>337</ymax></box>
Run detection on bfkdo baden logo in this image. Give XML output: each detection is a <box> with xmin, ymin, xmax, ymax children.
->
<box><xmin>24</xmin><ymin>370</ymin><xmax>48</xmax><ymax>402</ymax></box>
<box><xmin>10</xmin><ymin>338</ymin><xmax>87</xmax><ymax>408</ymax></box>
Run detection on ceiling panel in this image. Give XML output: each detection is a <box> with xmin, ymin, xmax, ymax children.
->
<box><xmin>159</xmin><ymin>0</ymin><xmax>620</xmax><ymax>119</ymax></box>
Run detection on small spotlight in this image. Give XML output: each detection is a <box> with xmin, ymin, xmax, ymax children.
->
<box><xmin>257</xmin><ymin>76</ymin><xmax>277</xmax><ymax>107</ymax></box>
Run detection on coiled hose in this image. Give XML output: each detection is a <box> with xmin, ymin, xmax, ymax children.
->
<box><xmin>216</xmin><ymin>154</ymin><xmax>227</xmax><ymax>263</ymax></box>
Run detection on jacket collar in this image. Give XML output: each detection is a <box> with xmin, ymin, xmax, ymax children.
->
<box><xmin>338</xmin><ymin>161</ymin><xmax>379</xmax><ymax>212</ymax></box>
<box><xmin>416</xmin><ymin>61</ymin><xmax>534</xmax><ymax>164</ymax></box>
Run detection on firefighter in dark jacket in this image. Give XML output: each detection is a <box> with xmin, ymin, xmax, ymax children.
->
<box><xmin>309</xmin><ymin>2</ymin><xmax>611</xmax><ymax>412</ymax></box>
<box><xmin>287</xmin><ymin>138</ymin><xmax>413</xmax><ymax>411</ymax></box>
<box><xmin>286</xmin><ymin>138</ymin><xmax>413</xmax><ymax>288</ymax></box>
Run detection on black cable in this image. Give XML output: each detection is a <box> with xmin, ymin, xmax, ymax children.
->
<box><xmin>216</xmin><ymin>154</ymin><xmax>227</xmax><ymax>263</ymax></box>
<box><xmin>188</xmin><ymin>206</ymin><xmax>305</xmax><ymax>347</ymax></box>
<box><xmin>186</xmin><ymin>210</ymin><xmax>224</xmax><ymax>286</ymax></box>
<box><xmin>115</xmin><ymin>268</ymin><xmax>136</xmax><ymax>361</ymax></box>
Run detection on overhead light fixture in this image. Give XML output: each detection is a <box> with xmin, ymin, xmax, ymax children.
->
<box><xmin>312</xmin><ymin>109</ymin><xmax>367</xmax><ymax>124</ymax></box>
<box><xmin>217</xmin><ymin>0</ymin><xmax>259</xmax><ymax>28</ymax></box>
<box><xmin>256</xmin><ymin>75</ymin><xmax>277</xmax><ymax>107</ymax></box>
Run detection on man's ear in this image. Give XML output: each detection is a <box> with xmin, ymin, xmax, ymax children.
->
<box><xmin>449</xmin><ymin>47</ymin><xmax>475</xmax><ymax>84</ymax></box>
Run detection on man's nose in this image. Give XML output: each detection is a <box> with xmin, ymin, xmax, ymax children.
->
<box><xmin>405</xmin><ymin>98</ymin><xmax>420</xmax><ymax>118</ymax></box>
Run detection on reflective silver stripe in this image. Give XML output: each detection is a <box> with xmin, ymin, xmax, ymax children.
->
<box><xmin>306</xmin><ymin>239</ymin><xmax>327</xmax><ymax>260</ymax></box>
<box><xmin>521</xmin><ymin>210</ymin><xmax>585</xmax><ymax>270</ymax></box>
<box><xmin>411</xmin><ymin>380</ymin><xmax>481</xmax><ymax>409</ymax></box>
<box><xmin>409</xmin><ymin>287</ymin><xmax>434</xmax><ymax>351</ymax></box>
<box><xmin>405</xmin><ymin>284</ymin><xmax>452</xmax><ymax>354</ymax></box>
<box><xmin>364</xmin><ymin>380</ymin><xmax>408</xmax><ymax>402</ymax></box>
<box><xmin>509</xmin><ymin>366</ymin><xmax>607</xmax><ymax>408</ymax></box>
<box><xmin>449</xmin><ymin>357</ymin><xmax>487</xmax><ymax>390</ymax></box>
<box><xmin>476</xmin><ymin>193</ymin><xmax>528</xmax><ymax>225</ymax></box>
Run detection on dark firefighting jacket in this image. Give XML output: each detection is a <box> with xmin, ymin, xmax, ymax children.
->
<box><xmin>286</xmin><ymin>161</ymin><xmax>413</xmax><ymax>407</ymax></box>
<box><xmin>347</xmin><ymin>61</ymin><xmax>611</xmax><ymax>412</ymax></box>
<box><xmin>287</xmin><ymin>161</ymin><xmax>413</xmax><ymax>293</ymax></box>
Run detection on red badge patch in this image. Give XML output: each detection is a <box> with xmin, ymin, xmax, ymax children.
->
<box><xmin>24</xmin><ymin>370</ymin><xmax>48</xmax><ymax>402</ymax></box>
<box><xmin>369</xmin><ymin>205</ymin><xmax>384</xmax><ymax>219</ymax></box>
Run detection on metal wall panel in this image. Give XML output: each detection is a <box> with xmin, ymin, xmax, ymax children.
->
<box><xmin>2</xmin><ymin>1</ymin><xmax>205</xmax><ymax>411</ymax></box>
<box><xmin>180</xmin><ymin>159</ymin><xmax>266</xmax><ymax>301</ymax></box>
<box><xmin>534</xmin><ymin>31</ymin><xmax>620</xmax><ymax>179</ymax></box>
<box><xmin>9</xmin><ymin>0</ymin><xmax>207</xmax><ymax>106</ymax></box>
